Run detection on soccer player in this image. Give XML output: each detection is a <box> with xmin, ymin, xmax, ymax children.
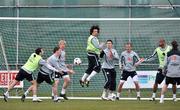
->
<box><xmin>80</xmin><ymin>25</ymin><xmax>102</xmax><ymax>87</ymax></box>
<box><xmin>52</xmin><ymin>40</ymin><xmax>74</xmax><ymax>100</ymax></box>
<box><xmin>3</xmin><ymin>48</ymin><xmax>56</xmax><ymax>102</ymax></box>
<box><xmin>21</xmin><ymin>47</ymin><xmax>63</xmax><ymax>102</ymax></box>
<box><xmin>100</xmin><ymin>40</ymin><xmax>119</xmax><ymax>100</ymax></box>
<box><xmin>145</xmin><ymin>38</ymin><xmax>177</xmax><ymax>101</ymax></box>
<box><xmin>116</xmin><ymin>42</ymin><xmax>144</xmax><ymax>100</ymax></box>
<box><xmin>160</xmin><ymin>40</ymin><xmax>180</xmax><ymax>103</ymax></box>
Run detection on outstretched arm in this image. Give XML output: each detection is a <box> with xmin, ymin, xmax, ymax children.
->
<box><xmin>134</xmin><ymin>53</ymin><xmax>144</xmax><ymax>67</ymax></box>
<box><xmin>39</xmin><ymin>59</ymin><xmax>59</xmax><ymax>72</ymax></box>
<box><xmin>145</xmin><ymin>49</ymin><xmax>157</xmax><ymax>61</ymax></box>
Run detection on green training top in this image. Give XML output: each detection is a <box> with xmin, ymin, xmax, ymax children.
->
<box><xmin>86</xmin><ymin>35</ymin><xmax>100</xmax><ymax>55</ymax></box>
<box><xmin>156</xmin><ymin>45</ymin><xmax>171</xmax><ymax>68</ymax></box>
<box><xmin>22</xmin><ymin>53</ymin><xmax>42</xmax><ymax>73</ymax></box>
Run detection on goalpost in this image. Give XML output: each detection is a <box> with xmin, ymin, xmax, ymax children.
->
<box><xmin>0</xmin><ymin>17</ymin><xmax>180</xmax><ymax>100</ymax></box>
<box><xmin>0</xmin><ymin>33</ymin><xmax>9</xmax><ymax>71</ymax></box>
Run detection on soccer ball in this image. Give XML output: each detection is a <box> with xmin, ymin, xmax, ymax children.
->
<box><xmin>73</xmin><ymin>58</ymin><xmax>82</xmax><ymax>65</ymax></box>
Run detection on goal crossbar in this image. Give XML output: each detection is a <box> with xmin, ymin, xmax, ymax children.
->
<box><xmin>0</xmin><ymin>17</ymin><xmax>180</xmax><ymax>21</ymax></box>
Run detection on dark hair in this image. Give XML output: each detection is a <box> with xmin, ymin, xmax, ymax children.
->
<box><xmin>126</xmin><ymin>42</ymin><xmax>132</xmax><ymax>47</ymax></box>
<box><xmin>35</xmin><ymin>48</ymin><xmax>42</xmax><ymax>55</ymax></box>
<box><xmin>106</xmin><ymin>39</ymin><xmax>113</xmax><ymax>44</ymax></box>
<box><xmin>171</xmin><ymin>40</ymin><xmax>178</xmax><ymax>50</ymax></box>
<box><xmin>53</xmin><ymin>46</ymin><xmax>60</xmax><ymax>53</ymax></box>
<box><xmin>90</xmin><ymin>25</ymin><xmax>100</xmax><ymax>35</ymax></box>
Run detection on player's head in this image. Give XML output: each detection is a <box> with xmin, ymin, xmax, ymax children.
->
<box><xmin>171</xmin><ymin>40</ymin><xmax>178</xmax><ymax>50</ymax></box>
<box><xmin>58</xmin><ymin>40</ymin><xmax>66</xmax><ymax>50</ymax></box>
<box><xmin>35</xmin><ymin>48</ymin><xmax>43</xmax><ymax>56</ymax></box>
<box><xmin>90</xmin><ymin>25</ymin><xmax>100</xmax><ymax>37</ymax></box>
<box><xmin>53</xmin><ymin>46</ymin><xmax>61</xmax><ymax>56</ymax></box>
<box><xmin>159</xmin><ymin>38</ymin><xmax>166</xmax><ymax>48</ymax></box>
<box><xmin>125</xmin><ymin>42</ymin><xmax>132</xmax><ymax>52</ymax></box>
<box><xmin>106</xmin><ymin>39</ymin><xmax>113</xmax><ymax>49</ymax></box>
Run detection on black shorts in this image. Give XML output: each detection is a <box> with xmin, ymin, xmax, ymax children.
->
<box><xmin>165</xmin><ymin>76</ymin><xmax>180</xmax><ymax>85</ymax></box>
<box><xmin>37</xmin><ymin>71</ymin><xmax>54</xmax><ymax>85</ymax></box>
<box><xmin>15</xmin><ymin>69</ymin><xmax>35</xmax><ymax>82</ymax></box>
<box><xmin>155</xmin><ymin>69</ymin><xmax>165</xmax><ymax>84</ymax></box>
<box><xmin>120</xmin><ymin>70</ymin><xmax>137</xmax><ymax>81</ymax></box>
<box><xmin>55</xmin><ymin>71</ymin><xmax>68</xmax><ymax>79</ymax></box>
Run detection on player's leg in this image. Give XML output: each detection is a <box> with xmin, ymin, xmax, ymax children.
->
<box><xmin>7</xmin><ymin>80</ymin><xmax>19</xmax><ymax>91</ymax></box>
<box><xmin>52</xmin><ymin>80</ymin><xmax>60</xmax><ymax>101</ymax></box>
<box><xmin>131</xmin><ymin>72</ymin><xmax>140</xmax><ymax>100</ymax></box>
<box><xmin>3</xmin><ymin>80</ymin><xmax>19</xmax><ymax>102</ymax></box>
<box><xmin>174</xmin><ymin>77</ymin><xmax>180</xmax><ymax>100</ymax></box>
<box><xmin>86</xmin><ymin>54</ymin><xmax>101</xmax><ymax>86</ymax></box>
<box><xmin>160</xmin><ymin>76</ymin><xmax>175</xmax><ymax>103</ymax></box>
<box><xmin>152</xmin><ymin>82</ymin><xmax>158</xmax><ymax>97</ymax></box>
<box><xmin>80</xmin><ymin>55</ymin><xmax>93</xmax><ymax>87</ymax></box>
<box><xmin>21</xmin><ymin>85</ymin><xmax>33</xmax><ymax>102</ymax></box>
<box><xmin>22</xmin><ymin>71</ymin><xmax>42</xmax><ymax>102</ymax></box>
<box><xmin>43</xmin><ymin>73</ymin><xmax>60</xmax><ymax>102</ymax></box>
<box><xmin>60</xmin><ymin>73</ymin><xmax>70</xmax><ymax>100</ymax></box>
<box><xmin>101</xmin><ymin>69</ymin><xmax>110</xmax><ymax>100</ymax></box>
<box><xmin>21</xmin><ymin>72</ymin><xmax>44</xmax><ymax>102</ymax></box>
<box><xmin>132</xmin><ymin>76</ymin><xmax>140</xmax><ymax>100</ymax></box>
<box><xmin>150</xmin><ymin>69</ymin><xmax>165</xmax><ymax>101</ymax></box>
<box><xmin>52</xmin><ymin>78</ymin><xmax>60</xmax><ymax>102</ymax></box>
<box><xmin>170</xmin><ymin>77</ymin><xmax>177</xmax><ymax>102</ymax></box>
<box><xmin>108</xmin><ymin>69</ymin><xmax>116</xmax><ymax>101</ymax></box>
<box><xmin>134</xmin><ymin>82</ymin><xmax>141</xmax><ymax>100</ymax></box>
<box><xmin>3</xmin><ymin>69</ymin><xmax>25</xmax><ymax>102</ymax></box>
<box><xmin>30</xmin><ymin>80</ymin><xmax>42</xmax><ymax>102</ymax></box>
<box><xmin>172</xmin><ymin>84</ymin><xmax>177</xmax><ymax>101</ymax></box>
<box><xmin>52</xmin><ymin>72</ymin><xmax>61</xmax><ymax>101</ymax></box>
<box><xmin>101</xmin><ymin>89</ymin><xmax>109</xmax><ymax>100</ymax></box>
<box><xmin>80</xmin><ymin>68</ymin><xmax>92</xmax><ymax>87</ymax></box>
<box><xmin>110</xmin><ymin>69</ymin><xmax>116</xmax><ymax>92</ymax></box>
<box><xmin>116</xmin><ymin>81</ymin><xmax>125</xmax><ymax>100</ymax></box>
<box><xmin>160</xmin><ymin>84</ymin><xmax>168</xmax><ymax>103</ymax></box>
<box><xmin>116</xmin><ymin>71</ymin><xmax>128</xmax><ymax>100</ymax></box>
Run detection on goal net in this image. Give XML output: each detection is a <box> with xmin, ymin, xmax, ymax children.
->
<box><xmin>0</xmin><ymin>17</ymin><xmax>180</xmax><ymax>100</ymax></box>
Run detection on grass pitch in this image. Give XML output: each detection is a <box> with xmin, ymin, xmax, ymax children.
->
<box><xmin>0</xmin><ymin>99</ymin><xmax>180</xmax><ymax>110</ymax></box>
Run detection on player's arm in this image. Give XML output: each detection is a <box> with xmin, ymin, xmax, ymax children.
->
<box><xmin>62</xmin><ymin>65</ymin><xmax>75</xmax><ymax>74</ymax></box>
<box><xmin>145</xmin><ymin>49</ymin><xmax>157</xmax><ymax>61</ymax></box>
<box><xmin>67</xmin><ymin>69</ymin><xmax>75</xmax><ymax>74</ymax></box>
<box><xmin>47</xmin><ymin>58</ymin><xmax>64</xmax><ymax>74</ymax></box>
<box><xmin>119</xmin><ymin>53</ymin><xmax>124</xmax><ymax>70</ymax></box>
<box><xmin>59</xmin><ymin>63</ymin><xmax>75</xmax><ymax>74</ymax></box>
<box><xmin>92</xmin><ymin>38</ymin><xmax>106</xmax><ymax>50</ymax></box>
<box><xmin>92</xmin><ymin>38</ymin><xmax>106</xmax><ymax>53</ymax></box>
<box><xmin>63</xmin><ymin>60</ymin><xmax>75</xmax><ymax>74</ymax></box>
<box><xmin>164</xmin><ymin>54</ymin><xmax>169</xmax><ymax>67</ymax></box>
<box><xmin>163</xmin><ymin>54</ymin><xmax>168</xmax><ymax>75</ymax></box>
<box><xmin>113</xmin><ymin>50</ymin><xmax>119</xmax><ymax>60</ymax></box>
<box><xmin>100</xmin><ymin>50</ymin><xmax>105</xmax><ymax>58</ymax></box>
<box><xmin>39</xmin><ymin>59</ymin><xmax>59</xmax><ymax>72</ymax></box>
<box><xmin>134</xmin><ymin>52</ymin><xmax>144</xmax><ymax>67</ymax></box>
<box><xmin>92</xmin><ymin>37</ymin><xmax>100</xmax><ymax>49</ymax></box>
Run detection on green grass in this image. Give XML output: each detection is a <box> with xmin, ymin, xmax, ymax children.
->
<box><xmin>0</xmin><ymin>99</ymin><xmax>180</xmax><ymax>110</ymax></box>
